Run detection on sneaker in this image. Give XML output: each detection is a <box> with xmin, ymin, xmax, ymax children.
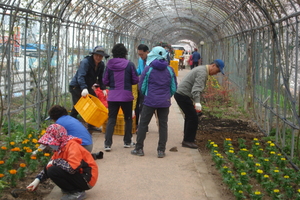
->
<box><xmin>60</xmin><ymin>191</ymin><xmax>86</xmax><ymax>200</ymax></box>
<box><xmin>131</xmin><ymin>149</ymin><xmax>144</xmax><ymax>156</ymax></box>
<box><xmin>157</xmin><ymin>150</ymin><xmax>165</xmax><ymax>158</ymax></box>
<box><xmin>124</xmin><ymin>142</ymin><xmax>136</xmax><ymax>148</ymax></box>
<box><xmin>104</xmin><ymin>146</ymin><xmax>111</xmax><ymax>152</ymax></box>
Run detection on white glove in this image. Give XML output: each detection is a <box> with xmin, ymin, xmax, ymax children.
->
<box><xmin>102</xmin><ymin>90</ymin><xmax>107</xmax><ymax>97</ymax></box>
<box><xmin>27</xmin><ymin>178</ymin><xmax>40</xmax><ymax>191</ymax></box>
<box><xmin>32</xmin><ymin>144</ymin><xmax>46</xmax><ymax>156</ymax></box>
<box><xmin>81</xmin><ymin>89</ymin><xmax>89</xmax><ymax>97</ymax></box>
<box><xmin>195</xmin><ymin>103</ymin><xmax>202</xmax><ymax>112</ymax></box>
<box><xmin>132</xmin><ymin>110</ymin><xmax>136</xmax><ymax>118</ymax></box>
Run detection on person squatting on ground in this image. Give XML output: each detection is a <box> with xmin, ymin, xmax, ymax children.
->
<box><xmin>135</xmin><ymin>44</ymin><xmax>149</xmax><ymax>131</ymax></box>
<box><xmin>102</xmin><ymin>43</ymin><xmax>139</xmax><ymax>151</ymax></box>
<box><xmin>131</xmin><ymin>46</ymin><xmax>178</xmax><ymax>158</ymax></box>
<box><xmin>43</xmin><ymin>105</ymin><xmax>103</xmax><ymax>160</ymax></box>
<box><xmin>174</xmin><ymin>59</ymin><xmax>225</xmax><ymax>149</ymax></box>
<box><xmin>69</xmin><ymin>46</ymin><xmax>109</xmax><ymax>131</ymax></box>
<box><xmin>27</xmin><ymin>124</ymin><xmax>98</xmax><ymax>200</ymax></box>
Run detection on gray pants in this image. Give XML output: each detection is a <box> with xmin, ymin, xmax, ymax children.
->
<box><xmin>136</xmin><ymin>105</ymin><xmax>169</xmax><ymax>152</ymax></box>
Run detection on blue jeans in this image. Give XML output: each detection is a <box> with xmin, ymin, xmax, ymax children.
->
<box><xmin>136</xmin><ymin>105</ymin><xmax>169</xmax><ymax>152</ymax></box>
<box><xmin>105</xmin><ymin>101</ymin><xmax>133</xmax><ymax>147</ymax></box>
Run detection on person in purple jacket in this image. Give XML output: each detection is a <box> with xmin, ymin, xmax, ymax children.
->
<box><xmin>131</xmin><ymin>46</ymin><xmax>178</xmax><ymax>158</ymax></box>
<box><xmin>102</xmin><ymin>43</ymin><xmax>139</xmax><ymax>151</ymax></box>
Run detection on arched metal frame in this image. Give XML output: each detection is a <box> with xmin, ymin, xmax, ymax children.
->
<box><xmin>0</xmin><ymin>0</ymin><xmax>300</xmax><ymax>158</ymax></box>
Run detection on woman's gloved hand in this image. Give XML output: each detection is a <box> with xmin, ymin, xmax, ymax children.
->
<box><xmin>27</xmin><ymin>178</ymin><xmax>40</xmax><ymax>191</ymax></box>
<box><xmin>81</xmin><ymin>89</ymin><xmax>89</xmax><ymax>97</ymax></box>
<box><xmin>195</xmin><ymin>103</ymin><xmax>202</xmax><ymax>112</ymax></box>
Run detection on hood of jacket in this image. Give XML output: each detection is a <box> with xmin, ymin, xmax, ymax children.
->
<box><xmin>107</xmin><ymin>58</ymin><xmax>129</xmax><ymax>71</ymax></box>
<box><xmin>150</xmin><ymin>59</ymin><xmax>168</xmax><ymax>70</ymax></box>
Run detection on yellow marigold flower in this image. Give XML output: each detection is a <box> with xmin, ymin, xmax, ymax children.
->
<box><xmin>210</xmin><ymin>141</ymin><xmax>215</xmax><ymax>145</ymax></box>
<box><xmin>225</xmin><ymin>138</ymin><xmax>231</xmax><ymax>141</ymax></box>
<box><xmin>253</xmin><ymin>138</ymin><xmax>258</xmax><ymax>141</ymax></box>
<box><xmin>257</xmin><ymin>169</ymin><xmax>263</xmax><ymax>174</ymax></box>
<box><xmin>228</xmin><ymin>144</ymin><xmax>232</xmax><ymax>146</ymax></box>
<box><xmin>10</xmin><ymin>142</ymin><xmax>15</xmax><ymax>145</ymax></box>
<box><xmin>248</xmin><ymin>154</ymin><xmax>253</xmax><ymax>158</ymax></box>
<box><xmin>227</xmin><ymin>171</ymin><xmax>232</xmax><ymax>174</ymax></box>
<box><xmin>259</xmin><ymin>148</ymin><xmax>263</xmax><ymax>151</ymax></box>
<box><xmin>22</xmin><ymin>139</ymin><xmax>29</xmax><ymax>144</ymax></box>
<box><xmin>255</xmin><ymin>191</ymin><xmax>261</xmax><ymax>195</ymax></box>
<box><xmin>255</xmin><ymin>142</ymin><xmax>260</xmax><ymax>145</ymax></box>
<box><xmin>23</xmin><ymin>146</ymin><xmax>29</xmax><ymax>150</ymax></box>
<box><xmin>216</xmin><ymin>153</ymin><xmax>221</xmax><ymax>157</ymax></box>
<box><xmin>284</xmin><ymin>175</ymin><xmax>289</xmax><ymax>179</ymax></box>
<box><xmin>0</xmin><ymin>173</ymin><xmax>4</xmax><ymax>178</ymax></box>
<box><xmin>38</xmin><ymin>148</ymin><xmax>43</xmax><ymax>151</ymax></box>
<box><xmin>270</xmin><ymin>143</ymin><xmax>275</xmax><ymax>147</ymax></box>
<box><xmin>270</xmin><ymin>151</ymin><xmax>275</xmax><ymax>154</ymax></box>
<box><xmin>240</xmin><ymin>148</ymin><xmax>248</xmax><ymax>151</ymax></box>
<box><xmin>238</xmin><ymin>182</ymin><xmax>242</xmax><ymax>185</ymax></box>
<box><xmin>26</xmin><ymin>149</ymin><xmax>32</xmax><ymax>153</ymax></box>
<box><xmin>298</xmin><ymin>189</ymin><xmax>300</xmax><ymax>193</ymax></box>
<box><xmin>0</xmin><ymin>160</ymin><xmax>4</xmax><ymax>164</ymax></box>
<box><xmin>31</xmin><ymin>156</ymin><xmax>37</xmax><ymax>160</ymax></box>
<box><xmin>9</xmin><ymin>169</ymin><xmax>17</xmax><ymax>174</ymax></box>
<box><xmin>213</xmin><ymin>144</ymin><xmax>218</xmax><ymax>147</ymax></box>
<box><xmin>277</xmin><ymin>153</ymin><xmax>281</xmax><ymax>156</ymax></box>
<box><xmin>229</xmin><ymin>150</ymin><xmax>234</xmax><ymax>153</ymax></box>
<box><xmin>44</xmin><ymin>153</ymin><xmax>50</xmax><ymax>157</ymax></box>
<box><xmin>241</xmin><ymin>172</ymin><xmax>246</xmax><ymax>175</ymax></box>
<box><xmin>274</xmin><ymin>189</ymin><xmax>279</xmax><ymax>193</ymax></box>
<box><xmin>28</xmin><ymin>134</ymin><xmax>32</xmax><ymax>138</ymax></box>
<box><xmin>264</xmin><ymin>174</ymin><xmax>269</xmax><ymax>178</ymax></box>
<box><xmin>40</xmin><ymin>130</ymin><xmax>46</xmax><ymax>135</ymax></box>
<box><xmin>255</xmin><ymin>163</ymin><xmax>261</xmax><ymax>167</ymax></box>
<box><xmin>264</xmin><ymin>158</ymin><xmax>269</xmax><ymax>162</ymax></box>
<box><xmin>32</xmin><ymin>139</ymin><xmax>38</xmax><ymax>143</ymax></box>
<box><xmin>229</xmin><ymin>147</ymin><xmax>234</xmax><ymax>149</ymax></box>
<box><xmin>20</xmin><ymin>163</ymin><xmax>26</xmax><ymax>168</ymax></box>
<box><xmin>274</xmin><ymin>169</ymin><xmax>279</xmax><ymax>173</ymax></box>
<box><xmin>1</xmin><ymin>146</ymin><xmax>7</xmax><ymax>150</ymax></box>
<box><xmin>267</xmin><ymin>141</ymin><xmax>272</xmax><ymax>143</ymax></box>
<box><xmin>238</xmin><ymin>190</ymin><xmax>243</xmax><ymax>194</ymax></box>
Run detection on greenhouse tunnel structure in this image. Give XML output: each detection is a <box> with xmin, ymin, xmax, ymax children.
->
<box><xmin>0</xmin><ymin>0</ymin><xmax>300</xmax><ymax>160</ymax></box>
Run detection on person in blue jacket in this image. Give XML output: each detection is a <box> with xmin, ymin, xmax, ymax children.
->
<box><xmin>102</xmin><ymin>43</ymin><xmax>139</xmax><ymax>151</ymax></box>
<box><xmin>131</xmin><ymin>46</ymin><xmax>178</xmax><ymax>158</ymax></box>
<box><xmin>191</xmin><ymin>48</ymin><xmax>201</xmax><ymax>69</ymax></box>
<box><xmin>47</xmin><ymin>105</ymin><xmax>103</xmax><ymax>159</ymax></box>
<box><xmin>69</xmin><ymin>46</ymin><xmax>109</xmax><ymax>132</ymax></box>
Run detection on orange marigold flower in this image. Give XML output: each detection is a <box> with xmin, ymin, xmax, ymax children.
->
<box><xmin>32</xmin><ymin>139</ymin><xmax>38</xmax><ymax>143</ymax></box>
<box><xmin>28</xmin><ymin>134</ymin><xmax>32</xmax><ymax>138</ymax></box>
<box><xmin>44</xmin><ymin>153</ymin><xmax>50</xmax><ymax>157</ymax></box>
<box><xmin>31</xmin><ymin>156</ymin><xmax>37</xmax><ymax>160</ymax></box>
<box><xmin>26</xmin><ymin>149</ymin><xmax>33</xmax><ymax>153</ymax></box>
<box><xmin>11</xmin><ymin>147</ymin><xmax>21</xmax><ymax>152</ymax></box>
<box><xmin>10</xmin><ymin>142</ymin><xmax>15</xmax><ymax>145</ymax></box>
<box><xmin>9</xmin><ymin>169</ymin><xmax>17</xmax><ymax>174</ymax></box>
<box><xmin>0</xmin><ymin>160</ymin><xmax>4</xmax><ymax>164</ymax></box>
<box><xmin>20</xmin><ymin>163</ymin><xmax>26</xmax><ymax>168</ymax></box>
<box><xmin>0</xmin><ymin>174</ymin><xmax>4</xmax><ymax>178</ymax></box>
<box><xmin>1</xmin><ymin>146</ymin><xmax>7</xmax><ymax>150</ymax></box>
<box><xmin>40</xmin><ymin>130</ymin><xmax>46</xmax><ymax>135</ymax></box>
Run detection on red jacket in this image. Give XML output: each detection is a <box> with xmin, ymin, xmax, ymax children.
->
<box><xmin>51</xmin><ymin>138</ymin><xmax>98</xmax><ymax>188</ymax></box>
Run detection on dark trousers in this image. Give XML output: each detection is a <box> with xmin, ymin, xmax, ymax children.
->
<box><xmin>174</xmin><ymin>92</ymin><xmax>198</xmax><ymax>142</ymax></box>
<box><xmin>69</xmin><ymin>86</ymin><xmax>81</xmax><ymax>118</ymax></box>
<box><xmin>136</xmin><ymin>105</ymin><xmax>169</xmax><ymax>152</ymax></box>
<box><xmin>135</xmin><ymin>91</ymin><xmax>145</xmax><ymax>128</ymax></box>
<box><xmin>105</xmin><ymin>101</ymin><xmax>133</xmax><ymax>146</ymax></box>
<box><xmin>191</xmin><ymin>61</ymin><xmax>198</xmax><ymax>69</ymax></box>
<box><xmin>46</xmin><ymin>166</ymin><xmax>90</xmax><ymax>192</ymax></box>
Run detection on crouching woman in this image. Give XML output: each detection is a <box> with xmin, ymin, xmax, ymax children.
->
<box><xmin>27</xmin><ymin>124</ymin><xmax>98</xmax><ymax>200</ymax></box>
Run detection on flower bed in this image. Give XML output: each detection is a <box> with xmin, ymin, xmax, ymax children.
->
<box><xmin>0</xmin><ymin>129</ymin><xmax>52</xmax><ymax>194</ymax></box>
<box><xmin>207</xmin><ymin>138</ymin><xmax>300</xmax><ymax>200</ymax></box>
